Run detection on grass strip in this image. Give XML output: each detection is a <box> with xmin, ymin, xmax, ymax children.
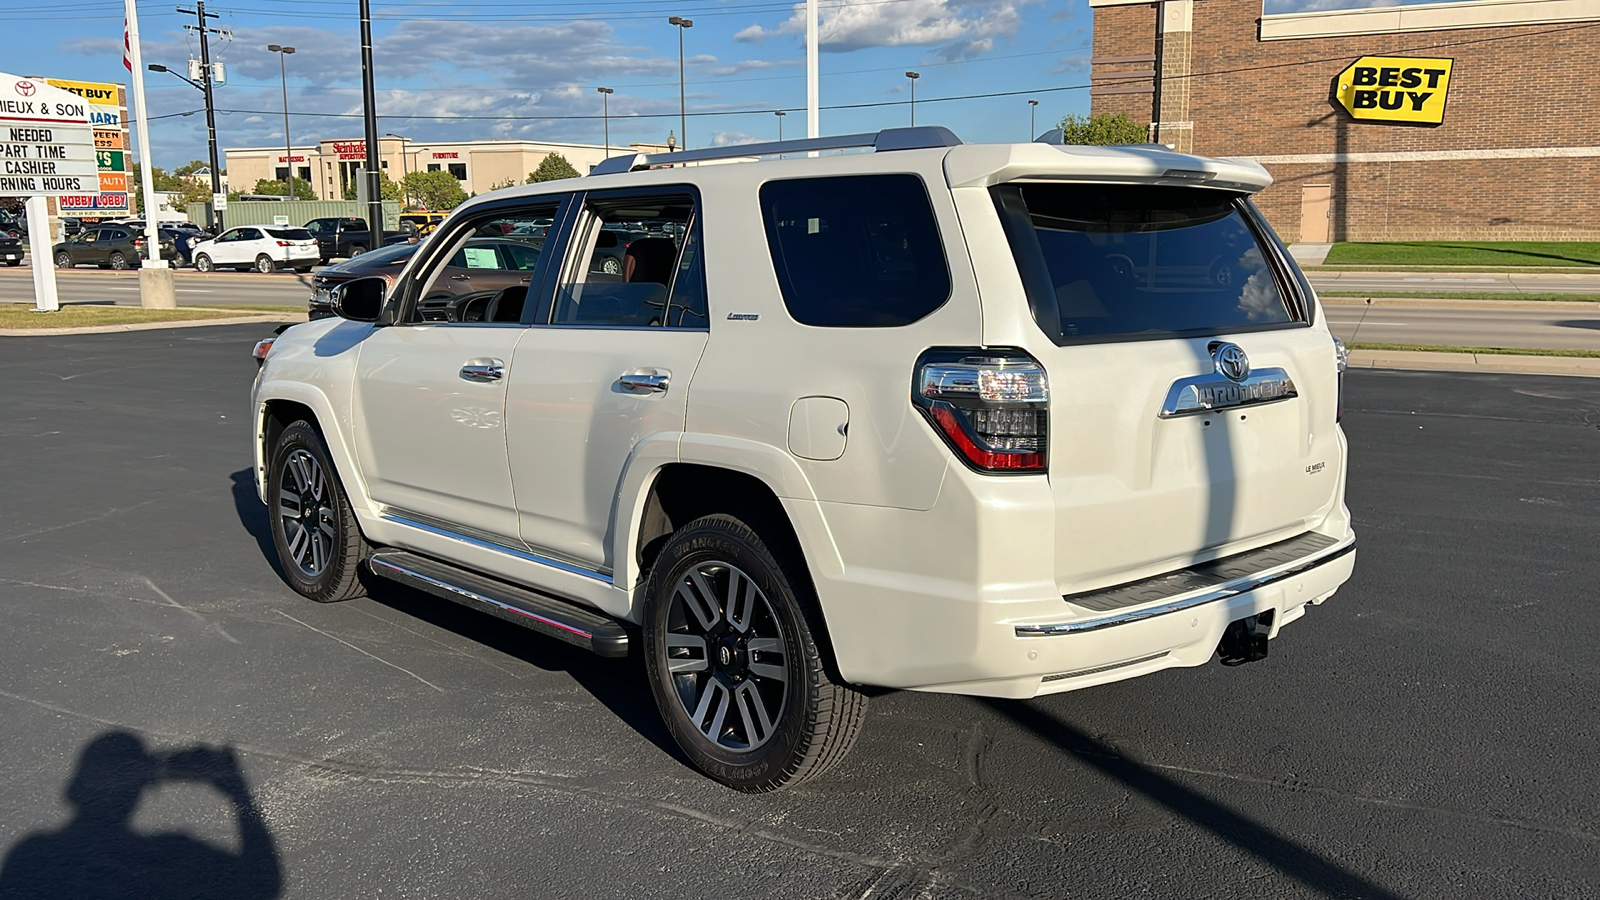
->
<box><xmin>1322</xmin><ymin>241</ymin><xmax>1600</xmax><ymax>268</ymax></box>
<box><xmin>1320</xmin><ymin>291</ymin><xmax>1600</xmax><ymax>303</ymax></box>
<box><xmin>0</xmin><ymin>306</ymin><xmax>259</xmax><ymax>329</ymax></box>
<box><xmin>195</xmin><ymin>304</ymin><xmax>306</xmax><ymax>314</ymax></box>
<box><xmin>1348</xmin><ymin>342</ymin><xmax>1600</xmax><ymax>359</ymax></box>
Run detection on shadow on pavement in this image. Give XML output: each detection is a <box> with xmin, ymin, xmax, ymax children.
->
<box><xmin>361</xmin><ymin>577</ymin><xmax>689</xmax><ymax>771</ymax></box>
<box><xmin>1552</xmin><ymin>319</ymin><xmax>1600</xmax><ymax>331</ymax></box>
<box><xmin>0</xmin><ymin>731</ymin><xmax>282</xmax><ymax>900</ymax></box>
<box><xmin>984</xmin><ymin>699</ymin><xmax>1403</xmax><ymax>900</ymax></box>
<box><xmin>230</xmin><ymin>470</ymin><xmax>284</xmax><ymax>581</ymax></box>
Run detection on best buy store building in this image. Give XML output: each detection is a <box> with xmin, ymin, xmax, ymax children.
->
<box><xmin>1089</xmin><ymin>0</ymin><xmax>1600</xmax><ymax>242</ymax></box>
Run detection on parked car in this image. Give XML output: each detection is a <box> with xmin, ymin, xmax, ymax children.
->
<box><xmin>397</xmin><ymin>211</ymin><xmax>448</xmax><ymax>236</ymax></box>
<box><xmin>250</xmin><ymin>127</ymin><xmax>1355</xmax><ymax>792</ymax></box>
<box><xmin>0</xmin><ymin>209</ymin><xmax>25</xmax><ymax>240</ymax></box>
<box><xmin>52</xmin><ymin>225</ymin><xmax>175</xmax><ymax>269</ymax></box>
<box><xmin>192</xmin><ymin>226</ymin><xmax>320</xmax><ymax>273</ymax></box>
<box><xmin>1</xmin><ymin>233</ymin><xmax>22</xmax><ymax>266</ymax></box>
<box><xmin>304</xmin><ymin>217</ymin><xmax>372</xmax><ymax>263</ymax></box>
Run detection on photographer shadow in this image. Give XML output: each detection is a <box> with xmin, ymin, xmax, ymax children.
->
<box><xmin>0</xmin><ymin>731</ymin><xmax>281</xmax><ymax>900</ymax></box>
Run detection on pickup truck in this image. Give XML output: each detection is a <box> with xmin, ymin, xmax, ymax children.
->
<box><xmin>304</xmin><ymin>217</ymin><xmax>374</xmax><ymax>263</ymax></box>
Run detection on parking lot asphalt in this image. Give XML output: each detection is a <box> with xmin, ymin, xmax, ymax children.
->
<box><xmin>1</xmin><ymin>325</ymin><xmax>1596</xmax><ymax>899</ymax></box>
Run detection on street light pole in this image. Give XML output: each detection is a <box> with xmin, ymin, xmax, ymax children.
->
<box><xmin>385</xmin><ymin>133</ymin><xmax>411</xmax><ymax>207</ymax></box>
<box><xmin>358</xmin><ymin>0</ymin><xmax>384</xmax><ymax>245</ymax></box>
<box><xmin>668</xmin><ymin>16</ymin><xmax>693</xmax><ymax>151</ymax></box>
<box><xmin>176</xmin><ymin>1</ymin><xmax>225</xmax><ymax>231</ymax></box>
<box><xmin>906</xmin><ymin>71</ymin><xmax>920</xmax><ymax>126</ymax></box>
<box><xmin>774</xmin><ymin>109</ymin><xmax>785</xmax><ymax>140</ymax></box>
<box><xmin>268</xmin><ymin>44</ymin><xmax>296</xmax><ymax>199</ymax></box>
<box><xmin>597</xmin><ymin>87</ymin><xmax>613</xmax><ymax>158</ymax></box>
<box><xmin>1028</xmin><ymin>99</ymin><xmax>1038</xmax><ymax>140</ymax></box>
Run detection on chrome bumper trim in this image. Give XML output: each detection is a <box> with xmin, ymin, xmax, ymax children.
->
<box><xmin>379</xmin><ymin>512</ymin><xmax>613</xmax><ymax>585</ymax></box>
<box><xmin>1015</xmin><ymin>535</ymin><xmax>1355</xmax><ymax>637</ymax></box>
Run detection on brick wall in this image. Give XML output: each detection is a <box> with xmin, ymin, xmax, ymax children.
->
<box><xmin>1094</xmin><ymin>0</ymin><xmax>1600</xmax><ymax>241</ymax></box>
<box><xmin>1090</xmin><ymin>4</ymin><xmax>1159</xmax><ymax>123</ymax></box>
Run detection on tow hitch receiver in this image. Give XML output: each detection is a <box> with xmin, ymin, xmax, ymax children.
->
<box><xmin>1218</xmin><ymin>613</ymin><xmax>1272</xmax><ymax>666</ymax></box>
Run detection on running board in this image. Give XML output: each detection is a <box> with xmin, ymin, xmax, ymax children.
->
<box><xmin>366</xmin><ymin>549</ymin><xmax>630</xmax><ymax>658</ymax></box>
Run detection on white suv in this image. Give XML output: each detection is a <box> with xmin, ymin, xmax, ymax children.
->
<box><xmin>250</xmin><ymin>128</ymin><xmax>1355</xmax><ymax>791</ymax></box>
<box><xmin>195</xmin><ymin>225</ymin><xmax>321</xmax><ymax>273</ymax></box>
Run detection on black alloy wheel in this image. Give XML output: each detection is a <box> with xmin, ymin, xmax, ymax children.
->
<box><xmin>54</xmin><ymin>251</ymin><xmax>72</xmax><ymax>268</ymax></box>
<box><xmin>108</xmin><ymin>251</ymin><xmax>129</xmax><ymax>270</ymax></box>
<box><xmin>266</xmin><ymin>421</ymin><xmax>370</xmax><ymax>602</ymax></box>
<box><xmin>644</xmin><ymin>514</ymin><xmax>867</xmax><ymax>792</ymax></box>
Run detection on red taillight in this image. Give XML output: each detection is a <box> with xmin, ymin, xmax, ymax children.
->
<box><xmin>276</xmin><ymin>240</ymin><xmax>292</xmax><ymax>247</ymax></box>
<box><xmin>914</xmin><ymin>349</ymin><xmax>1049</xmax><ymax>474</ymax></box>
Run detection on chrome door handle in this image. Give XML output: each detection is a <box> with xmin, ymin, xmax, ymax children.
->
<box><xmin>460</xmin><ymin>359</ymin><xmax>504</xmax><ymax>382</ymax></box>
<box><xmin>450</xmin><ymin>274</ymin><xmax>472</xmax><ymax>281</ymax></box>
<box><xmin>619</xmin><ymin>371</ymin><xmax>670</xmax><ymax>392</ymax></box>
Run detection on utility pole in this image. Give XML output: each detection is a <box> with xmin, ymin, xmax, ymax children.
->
<box><xmin>359</xmin><ymin>0</ymin><xmax>384</xmax><ymax>245</ymax></box>
<box><xmin>177</xmin><ymin>1</ymin><xmax>225</xmax><ymax>231</ymax></box>
<box><xmin>806</xmin><ymin>0</ymin><xmax>818</xmax><ymax>138</ymax></box>
<box><xmin>1028</xmin><ymin>99</ymin><xmax>1038</xmax><ymax>140</ymax></box>
<box><xmin>668</xmin><ymin>17</ymin><xmax>692</xmax><ymax>152</ymax></box>
<box><xmin>774</xmin><ymin>109</ymin><xmax>785</xmax><ymax>141</ymax></box>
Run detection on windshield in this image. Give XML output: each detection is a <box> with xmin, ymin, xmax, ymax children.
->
<box><xmin>992</xmin><ymin>183</ymin><xmax>1300</xmax><ymax>342</ymax></box>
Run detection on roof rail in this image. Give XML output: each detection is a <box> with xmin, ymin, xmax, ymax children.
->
<box><xmin>590</xmin><ymin>126</ymin><xmax>962</xmax><ymax>176</ymax></box>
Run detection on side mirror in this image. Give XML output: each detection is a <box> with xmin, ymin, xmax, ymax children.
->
<box><xmin>330</xmin><ymin>276</ymin><xmax>386</xmax><ymax>322</ymax></box>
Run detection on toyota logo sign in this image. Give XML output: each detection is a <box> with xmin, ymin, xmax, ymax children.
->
<box><xmin>15</xmin><ymin>80</ymin><xmax>36</xmax><ymax>97</ymax></box>
<box><xmin>1212</xmin><ymin>343</ymin><xmax>1251</xmax><ymax>383</ymax></box>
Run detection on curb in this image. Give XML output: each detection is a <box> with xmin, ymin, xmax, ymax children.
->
<box><xmin>1348</xmin><ymin>349</ymin><xmax>1600</xmax><ymax>378</ymax></box>
<box><xmin>1319</xmin><ymin>296</ymin><xmax>1600</xmax><ymax>311</ymax></box>
<box><xmin>0</xmin><ymin>311</ymin><xmax>304</xmax><ymax>337</ymax></box>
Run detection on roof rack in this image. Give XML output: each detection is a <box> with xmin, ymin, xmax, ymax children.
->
<box><xmin>590</xmin><ymin>126</ymin><xmax>962</xmax><ymax>176</ymax></box>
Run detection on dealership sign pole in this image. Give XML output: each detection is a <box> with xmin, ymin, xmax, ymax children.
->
<box><xmin>0</xmin><ymin>72</ymin><xmax>97</xmax><ymax>312</ymax></box>
<box><xmin>125</xmin><ymin>0</ymin><xmax>176</xmax><ymax>308</ymax></box>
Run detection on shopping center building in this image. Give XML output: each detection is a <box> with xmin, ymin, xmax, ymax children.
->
<box><xmin>1089</xmin><ymin>0</ymin><xmax>1600</xmax><ymax>241</ymax></box>
<box><xmin>225</xmin><ymin>136</ymin><xmax>669</xmax><ymax>203</ymax></box>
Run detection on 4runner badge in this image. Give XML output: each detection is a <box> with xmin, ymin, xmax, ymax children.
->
<box><xmin>1158</xmin><ymin>343</ymin><xmax>1298</xmax><ymax>419</ymax></box>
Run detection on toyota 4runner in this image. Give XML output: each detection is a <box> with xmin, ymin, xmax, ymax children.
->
<box><xmin>250</xmin><ymin>127</ymin><xmax>1356</xmax><ymax>792</ymax></box>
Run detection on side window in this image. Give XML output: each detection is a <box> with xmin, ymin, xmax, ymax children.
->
<box><xmin>408</xmin><ymin>205</ymin><xmax>558</xmax><ymax>324</ymax></box>
<box><xmin>759</xmin><ymin>174</ymin><xmax>951</xmax><ymax>327</ymax></box>
<box><xmin>552</xmin><ymin>193</ymin><xmax>703</xmax><ymax>329</ymax></box>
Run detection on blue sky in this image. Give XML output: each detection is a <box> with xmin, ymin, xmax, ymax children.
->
<box><xmin>9</xmin><ymin>0</ymin><xmax>1098</xmax><ymax>169</ymax></box>
<box><xmin>9</xmin><ymin>0</ymin><xmax>1488</xmax><ymax>170</ymax></box>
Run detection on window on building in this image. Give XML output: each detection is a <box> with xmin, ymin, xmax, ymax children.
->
<box><xmin>297</xmin><ymin>166</ymin><xmax>311</xmax><ymax>182</ymax></box>
<box><xmin>448</xmin><ymin>163</ymin><xmax>468</xmax><ymax>181</ymax></box>
<box><xmin>274</xmin><ymin>167</ymin><xmax>289</xmax><ymax>181</ymax></box>
<box><xmin>427</xmin><ymin>163</ymin><xmax>441</xmax><ymax>173</ymax></box>
<box><xmin>759</xmin><ymin>174</ymin><xmax>950</xmax><ymax>327</ymax></box>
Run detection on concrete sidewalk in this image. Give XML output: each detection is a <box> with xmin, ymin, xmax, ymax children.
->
<box><xmin>1348</xmin><ymin>349</ymin><xmax>1600</xmax><ymax>377</ymax></box>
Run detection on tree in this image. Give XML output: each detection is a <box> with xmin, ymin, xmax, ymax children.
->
<box><xmin>341</xmin><ymin>170</ymin><xmax>401</xmax><ymax>202</ymax></box>
<box><xmin>129</xmin><ymin>163</ymin><xmax>212</xmax><ymax>214</ymax></box>
<box><xmin>399</xmin><ymin>169</ymin><xmax>469</xmax><ymax>210</ymax></box>
<box><xmin>1056</xmin><ymin>113</ymin><xmax>1150</xmax><ymax>146</ymax></box>
<box><xmin>237</xmin><ymin>178</ymin><xmax>315</xmax><ymax>200</ymax></box>
<box><xmin>526</xmin><ymin>152</ymin><xmax>581</xmax><ymax>183</ymax></box>
<box><xmin>488</xmin><ymin>177</ymin><xmax>518</xmax><ymax>191</ymax></box>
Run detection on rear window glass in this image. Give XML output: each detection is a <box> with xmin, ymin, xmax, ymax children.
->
<box><xmin>759</xmin><ymin>174</ymin><xmax>950</xmax><ymax>327</ymax></box>
<box><xmin>265</xmin><ymin>228</ymin><xmax>312</xmax><ymax>240</ymax></box>
<box><xmin>992</xmin><ymin>183</ymin><xmax>1296</xmax><ymax>341</ymax></box>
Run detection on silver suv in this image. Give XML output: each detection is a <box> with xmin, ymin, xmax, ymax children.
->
<box><xmin>251</xmin><ymin>127</ymin><xmax>1355</xmax><ymax>791</ymax></box>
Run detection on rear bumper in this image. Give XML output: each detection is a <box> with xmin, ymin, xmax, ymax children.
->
<box><xmin>795</xmin><ymin>478</ymin><xmax>1356</xmax><ymax>699</ymax></box>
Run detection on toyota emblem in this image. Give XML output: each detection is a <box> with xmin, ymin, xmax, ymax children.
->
<box><xmin>15</xmin><ymin>81</ymin><xmax>37</xmax><ymax>97</ymax></box>
<box><xmin>1213</xmin><ymin>343</ymin><xmax>1250</xmax><ymax>383</ymax></box>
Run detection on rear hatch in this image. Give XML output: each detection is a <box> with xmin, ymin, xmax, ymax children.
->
<box><xmin>971</xmin><ymin>164</ymin><xmax>1342</xmax><ymax>592</ymax></box>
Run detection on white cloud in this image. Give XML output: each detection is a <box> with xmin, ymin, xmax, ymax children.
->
<box><xmin>736</xmin><ymin>0</ymin><xmax>1024</xmax><ymax>57</ymax></box>
<box><xmin>709</xmin><ymin>131</ymin><xmax>762</xmax><ymax>146</ymax></box>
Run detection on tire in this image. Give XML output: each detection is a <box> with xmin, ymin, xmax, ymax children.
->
<box><xmin>643</xmin><ymin>514</ymin><xmax>868</xmax><ymax>792</ymax></box>
<box><xmin>109</xmin><ymin>251</ymin><xmax>129</xmax><ymax>270</ymax></box>
<box><xmin>55</xmin><ymin>252</ymin><xmax>73</xmax><ymax>269</ymax></box>
<box><xmin>348</xmin><ymin>245</ymin><xmax>367</xmax><ymax>258</ymax></box>
<box><xmin>194</xmin><ymin>254</ymin><xmax>214</xmax><ymax>273</ymax></box>
<box><xmin>255</xmin><ymin>254</ymin><xmax>276</xmax><ymax>274</ymax></box>
<box><xmin>3</xmin><ymin>260</ymin><xmax>19</xmax><ymax>267</ymax></box>
<box><xmin>266</xmin><ymin>421</ymin><xmax>370</xmax><ymax>603</ymax></box>
<box><xmin>600</xmin><ymin>255</ymin><xmax>622</xmax><ymax>276</ymax></box>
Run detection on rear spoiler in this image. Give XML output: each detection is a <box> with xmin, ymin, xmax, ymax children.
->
<box><xmin>943</xmin><ymin>142</ymin><xmax>1273</xmax><ymax>193</ymax></box>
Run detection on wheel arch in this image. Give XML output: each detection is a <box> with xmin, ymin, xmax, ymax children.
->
<box><xmin>255</xmin><ymin>385</ymin><xmax>368</xmax><ymax>512</ymax></box>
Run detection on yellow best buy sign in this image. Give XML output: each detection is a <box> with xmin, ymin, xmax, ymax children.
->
<box><xmin>1335</xmin><ymin>56</ymin><xmax>1454</xmax><ymax>125</ymax></box>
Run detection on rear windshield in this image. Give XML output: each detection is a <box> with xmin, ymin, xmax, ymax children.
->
<box><xmin>992</xmin><ymin>183</ymin><xmax>1298</xmax><ymax>342</ymax></box>
<box><xmin>264</xmin><ymin>227</ymin><xmax>313</xmax><ymax>240</ymax></box>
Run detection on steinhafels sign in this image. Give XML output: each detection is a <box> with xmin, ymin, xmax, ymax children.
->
<box><xmin>1334</xmin><ymin>56</ymin><xmax>1454</xmax><ymax>125</ymax></box>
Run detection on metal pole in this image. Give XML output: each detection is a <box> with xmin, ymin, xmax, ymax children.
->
<box><xmin>775</xmin><ymin>109</ymin><xmax>784</xmax><ymax>141</ymax></box>
<box><xmin>668</xmin><ymin>18</ymin><xmax>692</xmax><ymax>151</ymax></box>
<box><xmin>193</xmin><ymin>1</ymin><xmax>222</xmax><ymax>231</ymax></box>
<box><xmin>359</xmin><ymin>0</ymin><xmax>383</xmax><ymax>244</ymax></box>
<box><xmin>806</xmin><ymin>0</ymin><xmax>818</xmax><ymax>138</ymax></box>
<box><xmin>906</xmin><ymin>71</ymin><xmax>920</xmax><ymax>126</ymax></box>
<box><xmin>126</xmin><ymin>0</ymin><xmax>175</xmax><ymax>307</ymax></box>
<box><xmin>274</xmin><ymin>47</ymin><xmax>294</xmax><ymax>199</ymax></box>
<box><xmin>597</xmin><ymin>87</ymin><xmax>613</xmax><ymax>158</ymax></box>
<box><xmin>1029</xmin><ymin>99</ymin><xmax>1038</xmax><ymax>140</ymax></box>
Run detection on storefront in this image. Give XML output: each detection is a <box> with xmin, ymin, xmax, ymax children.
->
<box><xmin>1089</xmin><ymin>0</ymin><xmax>1600</xmax><ymax>241</ymax></box>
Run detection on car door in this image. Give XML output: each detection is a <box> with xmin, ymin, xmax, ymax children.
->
<box><xmin>506</xmin><ymin>187</ymin><xmax>710</xmax><ymax>573</ymax></box>
<box><xmin>206</xmin><ymin>228</ymin><xmax>238</xmax><ymax>265</ymax></box>
<box><xmin>79</xmin><ymin>229</ymin><xmax>109</xmax><ymax>265</ymax></box>
<box><xmin>230</xmin><ymin>228</ymin><xmax>265</xmax><ymax>266</ymax></box>
<box><xmin>349</xmin><ymin>201</ymin><xmax>564</xmax><ymax>542</ymax></box>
